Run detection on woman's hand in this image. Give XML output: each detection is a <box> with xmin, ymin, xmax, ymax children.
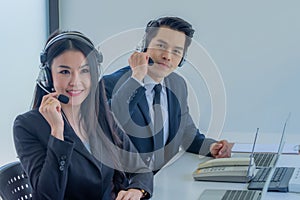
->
<box><xmin>115</xmin><ymin>188</ymin><xmax>144</xmax><ymax>200</ymax></box>
<box><xmin>39</xmin><ymin>92</ymin><xmax>64</xmax><ymax>140</ymax></box>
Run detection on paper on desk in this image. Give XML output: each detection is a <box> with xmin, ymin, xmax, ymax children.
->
<box><xmin>232</xmin><ymin>143</ymin><xmax>300</xmax><ymax>154</ymax></box>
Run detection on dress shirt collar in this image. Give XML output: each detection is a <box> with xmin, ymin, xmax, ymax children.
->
<box><xmin>143</xmin><ymin>75</ymin><xmax>164</xmax><ymax>89</ymax></box>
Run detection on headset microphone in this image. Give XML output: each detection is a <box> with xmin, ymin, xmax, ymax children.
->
<box><xmin>148</xmin><ymin>57</ymin><xmax>154</xmax><ymax>66</ymax></box>
<box><xmin>57</xmin><ymin>94</ymin><xmax>69</xmax><ymax>104</ymax></box>
<box><xmin>135</xmin><ymin>45</ymin><xmax>154</xmax><ymax>66</ymax></box>
<box><xmin>36</xmin><ymin>81</ymin><xmax>69</xmax><ymax>104</ymax></box>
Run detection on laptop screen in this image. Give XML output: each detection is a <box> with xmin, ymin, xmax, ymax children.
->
<box><xmin>275</xmin><ymin>112</ymin><xmax>291</xmax><ymax>155</ymax></box>
<box><xmin>246</xmin><ymin>128</ymin><xmax>260</xmax><ymax>178</ymax></box>
<box><xmin>260</xmin><ymin>112</ymin><xmax>291</xmax><ymax>198</ymax></box>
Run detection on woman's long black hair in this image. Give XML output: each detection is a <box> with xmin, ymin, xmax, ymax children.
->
<box><xmin>32</xmin><ymin>30</ymin><xmax>122</xmax><ymax>162</ymax></box>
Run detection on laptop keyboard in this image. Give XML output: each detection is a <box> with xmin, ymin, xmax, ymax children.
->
<box><xmin>222</xmin><ymin>190</ymin><xmax>261</xmax><ymax>200</ymax></box>
<box><xmin>248</xmin><ymin>167</ymin><xmax>295</xmax><ymax>192</ymax></box>
<box><xmin>253</xmin><ymin>153</ymin><xmax>276</xmax><ymax>167</ymax></box>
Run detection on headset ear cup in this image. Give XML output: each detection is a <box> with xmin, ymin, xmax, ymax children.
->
<box><xmin>96</xmin><ymin>50</ymin><xmax>103</xmax><ymax>64</ymax></box>
<box><xmin>136</xmin><ymin>37</ymin><xmax>147</xmax><ymax>52</ymax></box>
<box><xmin>40</xmin><ymin>51</ymin><xmax>47</xmax><ymax>65</ymax></box>
<box><xmin>37</xmin><ymin>66</ymin><xmax>53</xmax><ymax>92</ymax></box>
<box><xmin>45</xmin><ymin>67</ymin><xmax>54</xmax><ymax>91</ymax></box>
<box><xmin>178</xmin><ymin>58</ymin><xmax>185</xmax><ymax>67</ymax></box>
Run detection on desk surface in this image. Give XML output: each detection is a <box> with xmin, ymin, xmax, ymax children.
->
<box><xmin>151</xmin><ymin>152</ymin><xmax>300</xmax><ymax>200</ymax></box>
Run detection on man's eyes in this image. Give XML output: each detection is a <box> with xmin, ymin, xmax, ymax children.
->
<box><xmin>81</xmin><ymin>68</ymin><xmax>90</xmax><ymax>73</ymax></box>
<box><xmin>173</xmin><ymin>49</ymin><xmax>183</xmax><ymax>55</ymax></box>
<box><xmin>156</xmin><ymin>43</ymin><xmax>166</xmax><ymax>49</ymax></box>
<box><xmin>156</xmin><ymin>44</ymin><xmax>183</xmax><ymax>55</ymax></box>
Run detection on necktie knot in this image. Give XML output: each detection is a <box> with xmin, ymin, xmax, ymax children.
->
<box><xmin>153</xmin><ymin>84</ymin><xmax>162</xmax><ymax>94</ymax></box>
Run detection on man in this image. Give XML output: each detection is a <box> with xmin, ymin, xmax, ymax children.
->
<box><xmin>103</xmin><ymin>16</ymin><xmax>232</xmax><ymax>172</ymax></box>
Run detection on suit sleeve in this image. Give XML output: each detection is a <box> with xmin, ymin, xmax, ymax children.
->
<box><xmin>120</xmin><ymin>128</ymin><xmax>153</xmax><ymax>198</ymax></box>
<box><xmin>109</xmin><ymin>77</ymin><xmax>146</xmax><ymax>128</ymax></box>
<box><xmin>176</xmin><ymin>77</ymin><xmax>217</xmax><ymax>156</ymax></box>
<box><xmin>13</xmin><ymin>114</ymin><xmax>75</xmax><ymax>200</ymax></box>
<box><xmin>183</xmin><ymin>112</ymin><xmax>216</xmax><ymax>156</ymax></box>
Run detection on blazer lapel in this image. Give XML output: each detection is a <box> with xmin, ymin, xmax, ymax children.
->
<box><xmin>164</xmin><ymin>78</ymin><xmax>180</xmax><ymax>145</ymax></box>
<box><xmin>63</xmin><ymin>123</ymin><xmax>100</xmax><ymax>167</ymax></box>
<box><xmin>135</xmin><ymin>92</ymin><xmax>156</xmax><ymax>151</ymax></box>
<box><xmin>137</xmin><ymin>94</ymin><xmax>152</xmax><ymax>131</ymax></box>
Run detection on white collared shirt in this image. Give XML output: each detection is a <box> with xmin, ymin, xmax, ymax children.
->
<box><xmin>143</xmin><ymin>75</ymin><xmax>169</xmax><ymax>145</ymax></box>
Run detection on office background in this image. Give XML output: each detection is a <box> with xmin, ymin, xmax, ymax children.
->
<box><xmin>1</xmin><ymin>0</ymin><xmax>299</xmax><ymax>166</ymax></box>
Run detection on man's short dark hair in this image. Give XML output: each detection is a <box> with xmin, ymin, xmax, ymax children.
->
<box><xmin>143</xmin><ymin>16</ymin><xmax>195</xmax><ymax>54</ymax></box>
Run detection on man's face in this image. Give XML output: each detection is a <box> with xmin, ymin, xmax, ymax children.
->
<box><xmin>146</xmin><ymin>27</ymin><xmax>186</xmax><ymax>82</ymax></box>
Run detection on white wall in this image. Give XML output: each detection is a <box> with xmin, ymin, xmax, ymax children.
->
<box><xmin>1</xmin><ymin>0</ymin><xmax>298</xmax><ymax>166</ymax></box>
<box><xmin>59</xmin><ymin>0</ymin><xmax>300</xmax><ymax>139</ymax></box>
<box><xmin>0</xmin><ymin>0</ymin><xmax>47</xmax><ymax>166</ymax></box>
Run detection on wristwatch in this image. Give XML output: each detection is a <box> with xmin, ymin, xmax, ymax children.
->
<box><xmin>140</xmin><ymin>189</ymin><xmax>148</xmax><ymax>198</ymax></box>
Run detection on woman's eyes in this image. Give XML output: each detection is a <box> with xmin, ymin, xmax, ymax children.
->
<box><xmin>59</xmin><ymin>70</ymin><xmax>70</xmax><ymax>75</ymax></box>
<box><xmin>58</xmin><ymin>68</ymin><xmax>89</xmax><ymax>75</ymax></box>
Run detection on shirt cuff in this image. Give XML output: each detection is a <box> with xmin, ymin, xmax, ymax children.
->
<box><xmin>131</xmin><ymin>76</ymin><xmax>144</xmax><ymax>87</ymax></box>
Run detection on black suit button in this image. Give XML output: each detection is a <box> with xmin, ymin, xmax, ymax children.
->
<box><xmin>60</xmin><ymin>155</ymin><xmax>67</xmax><ymax>160</ymax></box>
<box><xmin>60</xmin><ymin>160</ymin><xmax>65</xmax><ymax>166</ymax></box>
<box><xmin>59</xmin><ymin>165</ymin><xmax>64</xmax><ymax>171</ymax></box>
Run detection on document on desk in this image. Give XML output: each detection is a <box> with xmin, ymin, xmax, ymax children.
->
<box><xmin>232</xmin><ymin>143</ymin><xmax>300</xmax><ymax>154</ymax></box>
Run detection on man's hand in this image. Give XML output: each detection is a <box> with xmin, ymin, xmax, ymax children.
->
<box><xmin>210</xmin><ymin>140</ymin><xmax>233</xmax><ymax>158</ymax></box>
<box><xmin>116</xmin><ymin>189</ymin><xmax>143</xmax><ymax>200</ymax></box>
<box><xmin>129</xmin><ymin>52</ymin><xmax>150</xmax><ymax>82</ymax></box>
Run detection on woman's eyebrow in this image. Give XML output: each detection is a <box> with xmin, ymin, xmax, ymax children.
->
<box><xmin>56</xmin><ymin>63</ymin><xmax>89</xmax><ymax>69</ymax></box>
<box><xmin>57</xmin><ymin>65</ymin><xmax>71</xmax><ymax>69</ymax></box>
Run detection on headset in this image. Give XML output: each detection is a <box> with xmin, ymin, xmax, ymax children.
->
<box><xmin>140</xmin><ymin>19</ymin><xmax>186</xmax><ymax>67</ymax></box>
<box><xmin>37</xmin><ymin>31</ymin><xmax>103</xmax><ymax>103</ymax></box>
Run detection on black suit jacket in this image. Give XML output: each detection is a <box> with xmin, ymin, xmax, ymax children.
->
<box><xmin>13</xmin><ymin>109</ymin><xmax>153</xmax><ymax>200</ymax></box>
<box><xmin>103</xmin><ymin>66</ymin><xmax>216</xmax><ymax>167</ymax></box>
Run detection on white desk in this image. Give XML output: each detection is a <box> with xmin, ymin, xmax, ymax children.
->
<box><xmin>151</xmin><ymin>152</ymin><xmax>300</xmax><ymax>200</ymax></box>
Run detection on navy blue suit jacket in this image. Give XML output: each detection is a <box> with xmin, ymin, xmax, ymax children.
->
<box><xmin>103</xmin><ymin>66</ymin><xmax>216</xmax><ymax>167</ymax></box>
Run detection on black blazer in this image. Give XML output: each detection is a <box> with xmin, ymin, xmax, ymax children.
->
<box><xmin>103</xmin><ymin>66</ymin><xmax>216</xmax><ymax>167</ymax></box>
<box><xmin>13</xmin><ymin>109</ymin><xmax>153</xmax><ymax>200</ymax></box>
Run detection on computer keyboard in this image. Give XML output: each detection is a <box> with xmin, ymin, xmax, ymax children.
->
<box><xmin>248</xmin><ymin>167</ymin><xmax>295</xmax><ymax>192</ymax></box>
<box><xmin>289</xmin><ymin>167</ymin><xmax>300</xmax><ymax>193</ymax></box>
<box><xmin>222</xmin><ymin>190</ymin><xmax>261</xmax><ymax>200</ymax></box>
<box><xmin>253</xmin><ymin>153</ymin><xmax>276</xmax><ymax>168</ymax></box>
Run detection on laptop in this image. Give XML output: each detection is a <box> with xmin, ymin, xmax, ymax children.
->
<box><xmin>199</xmin><ymin>165</ymin><xmax>282</xmax><ymax>200</ymax></box>
<box><xmin>248</xmin><ymin>113</ymin><xmax>300</xmax><ymax>193</ymax></box>
<box><xmin>198</xmin><ymin>118</ymin><xmax>290</xmax><ymax>200</ymax></box>
<box><xmin>196</xmin><ymin>130</ymin><xmax>263</xmax><ymax>200</ymax></box>
<box><xmin>198</xmin><ymin>189</ymin><xmax>262</xmax><ymax>200</ymax></box>
<box><xmin>253</xmin><ymin>113</ymin><xmax>291</xmax><ymax>168</ymax></box>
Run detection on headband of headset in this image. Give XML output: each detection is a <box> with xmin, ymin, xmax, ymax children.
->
<box><xmin>37</xmin><ymin>31</ymin><xmax>103</xmax><ymax>93</ymax></box>
<box><xmin>40</xmin><ymin>31</ymin><xmax>103</xmax><ymax>66</ymax></box>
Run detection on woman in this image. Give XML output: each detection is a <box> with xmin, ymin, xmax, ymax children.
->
<box><xmin>13</xmin><ymin>31</ymin><xmax>152</xmax><ymax>200</ymax></box>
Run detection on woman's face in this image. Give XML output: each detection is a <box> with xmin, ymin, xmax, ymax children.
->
<box><xmin>51</xmin><ymin>50</ymin><xmax>91</xmax><ymax>107</ymax></box>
